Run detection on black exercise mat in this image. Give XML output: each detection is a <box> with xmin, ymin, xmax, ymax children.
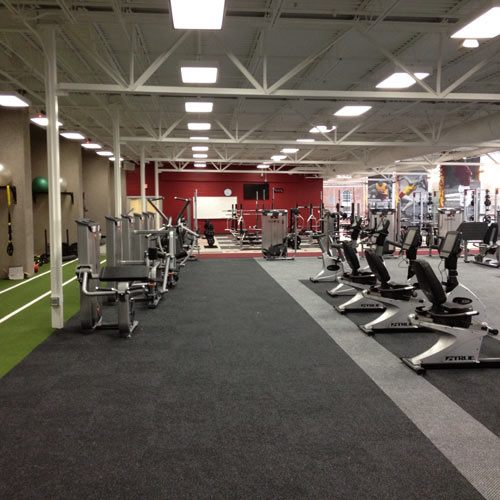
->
<box><xmin>303</xmin><ymin>278</ymin><xmax>500</xmax><ymax>439</ymax></box>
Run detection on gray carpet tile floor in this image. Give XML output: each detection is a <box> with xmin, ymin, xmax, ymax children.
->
<box><xmin>0</xmin><ymin>257</ymin><xmax>497</xmax><ymax>499</ymax></box>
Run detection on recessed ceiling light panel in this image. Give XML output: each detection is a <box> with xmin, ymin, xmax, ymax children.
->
<box><xmin>185</xmin><ymin>102</ymin><xmax>213</xmax><ymax>113</ymax></box>
<box><xmin>30</xmin><ymin>116</ymin><xmax>63</xmax><ymax>127</ymax></box>
<box><xmin>334</xmin><ymin>106</ymin><xmax>372</xmax><ymax>117</ymax></box>
<box><xmin>309</xmin><ymin>125</ymin><xmax>336</xmax><ymax>133</ymax></box>
<box><xmin>451</xmin><ymin>7</ymin><xmax>500</xmax><ymax>39</ymax></box>
<box><xmin>376</xmin><ymin>72</ymin><xmax>429</xmax><ymax>89</ymax></box>
<box><xmin>188</xmin><ymin>122</ymin><xmax>211</xmax><ymax>130</ymax></box>
<box><xmin>0</xmin><ymin>94</ymin><xmax>29</xmax><ymax>107</ymax></box>
<box><xmin>281</xmin><ymin>148</ymin><xmax>299</xmax><ymax>154</ymax></box>
<box><xmin>181</xmin><ymin>67</ymin><xmax>218</xmax><ymax>83</ymax></box>
<box><xmin>192</xmin><ymin>146</ymin><xmax>209</xmax><ymax>151</ymax></box>
<box><xmin>170</xmin><ymin>0</ymin><xmax>226</xmax><ymax>30</ymax></box>
<box><xmin>81</xmin><ymin>141</ymin><xmax>102</xmax><ymax>150</ymax></box>
<box><xmin>60</xmin><ymin>132</ymin><xmax>85</xmax><ymax>140</ymax></box>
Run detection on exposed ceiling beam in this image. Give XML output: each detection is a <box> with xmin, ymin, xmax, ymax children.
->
<box><xmin>57</xmin><ymin>83</ymin><xmax>500</xmax><ymax>102</ymax></box>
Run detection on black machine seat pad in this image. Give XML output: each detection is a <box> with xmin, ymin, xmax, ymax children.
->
<box><xmin>343</xmin><ymin>272</ymin><xmax>377</xmax><ymax>285</ymax></box>
<box><xmin>342</xmin><ymin>241</ymin><xmax>360</xmax><ymax>271</ymax></box>
<box><xmin>99</xmin><ymin>265</ymin><xmax>149</xmax><ymax>282</ymax></box>
<box><xmin>414</xmin><ymin>260</ymin><xmax>447</xmax><ymax>306</ymax></box>
<box><xmin>365</xmin><ymin>249</ymin><xmax>391</xmax><ymax>283</ymax></box>
<box><xmin>374</xmin><ymin>283</ymin><xmax>414</xmax><ymax>300</ymax></box>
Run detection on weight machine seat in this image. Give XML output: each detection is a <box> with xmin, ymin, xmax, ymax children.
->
<box><xmin>99</xmin><ymin>265</ymin><xmax>150</xmax><ymax>282</ymax></box>
<box><xmin>176</xmin><ymin>250</ymin><xmax>188</xmax><ymax>259</ymax></box>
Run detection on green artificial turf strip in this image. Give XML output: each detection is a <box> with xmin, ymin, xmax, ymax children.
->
<box><xmin>0</xmin><ymin>261</ymin><xmax>78</xmax><ymax>318</ymax></box>
<box><xmin>0</xmin><ymin>259</ymin><xmax>106</xmax><ymax>379</ymax></box>
<box><xmin>0</xmin><ymin>278</ymin><xmax>80</xmax><ymax>378</ymax></box>
<box><xmin>0</xmin><ymin>261</ymin><xmax>52</xmax><ymax>292</ymax></box>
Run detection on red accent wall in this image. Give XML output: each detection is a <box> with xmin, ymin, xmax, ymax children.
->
<box><xmin>126</xmin><ymin>165</ymin><xmax>323</xmax><ymax>233</ymax></box>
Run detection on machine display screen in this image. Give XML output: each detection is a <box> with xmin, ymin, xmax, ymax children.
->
<box><xmin>402</xmin><ymin>228</ymin><xmax>417</xmax><ymax>250</ymax></box>
<box><xmin>440</xmin><ymin>231</ymin><xmax>459</xmax><ymax>257</ymax></box>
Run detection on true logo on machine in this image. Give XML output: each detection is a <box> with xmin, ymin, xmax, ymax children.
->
<box><xmin>445</xmin><ymin>355</ymin><xmax>474</xmax><ymax>361</ymax></box>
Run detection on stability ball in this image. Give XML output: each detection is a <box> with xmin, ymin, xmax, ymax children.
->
<box><xmin>59</xmin><ymin>177</ymin><xmax>68</xmax><ymax>191</ymax></box>
<box><xmin>32</xmin><ymin>176</ymin><xmax>49</xmax><ymax>193</ymax></box>
<box><xmin>0</xmin><ymin>163</ymin><xmax>13</xmax><ymax>186</ymax></box>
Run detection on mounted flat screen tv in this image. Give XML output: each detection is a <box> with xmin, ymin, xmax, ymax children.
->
<box><xmin>243</xmin><ymin>183</ymin><xmax>270</xmax><ymax>200</ymax></box>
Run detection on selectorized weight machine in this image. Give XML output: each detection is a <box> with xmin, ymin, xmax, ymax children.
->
<box><xmin>75</xmin><ymin>219</ymin><xmax>150</xmax><ymax>338</ymax></box>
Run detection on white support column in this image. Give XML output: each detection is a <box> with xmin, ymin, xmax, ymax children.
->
<box><xmin>112</xmin><ymin>111</ymin><xmax>122</xmax><ymax>216</ymax></box>
<box><xmin>140</xmin><ymin>146</ymin><xmax>146</xmax><ymax>213</ymax></box>
<box><xmin>154</xmin><ymin>161</ymin><xmax>160</xmax><ymax>228</ymax></box>
<box><xmin>42</xmin><ymin>26</ymin><xmax>64</xmax><ymax>328</ymax></box>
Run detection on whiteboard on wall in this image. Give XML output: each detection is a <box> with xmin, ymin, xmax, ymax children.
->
<box><xmin>196</xmin><ymin>196</ymin><xmax>238</xmax><ymax>220</ymax></box>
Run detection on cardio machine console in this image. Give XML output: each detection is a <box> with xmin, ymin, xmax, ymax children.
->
<box><xmin>439</xmin><ymin>231</ymin><xmax>462</xmax><ymax>259</ymax></box>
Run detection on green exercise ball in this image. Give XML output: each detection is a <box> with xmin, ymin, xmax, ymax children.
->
<box><xmin>32</xmin><ymin>176</ymin><xmax>49</xmax><ymax>193</ymax></box>
<box><xmin>59</xmin><ymin>177</ymin><xmax>68</xmax><ymax>191</ymax></box>
<box><xmin>0</xmin><ymin>163</ymin><xmax>13</xmax><ymax>186</ymax></box>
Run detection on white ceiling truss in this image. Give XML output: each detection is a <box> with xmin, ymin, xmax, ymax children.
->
<box><xmin>1</xmin><ymin>0</ymin><xmax>500</xmax><ymax>176</ymax></box>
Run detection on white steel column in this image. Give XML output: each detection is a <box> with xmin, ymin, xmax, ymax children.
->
<box><xmin>140</xmin><ymin>146</ymin><xmax>146</xmax><ymax>213</ymax></box>
<box><xmin>154</xmin><ymin>161</ymin><xmax>160</xmax><ymax>228</ymax></box>
<box><xmin>42</xmin><ymin>26</ymin><xmax>63</xmax><ymax>328</ymax></box>
<box><xmin>113</xmin><ymin>112</ymin><xmax>122</xmax><ymax>216</ymax></box>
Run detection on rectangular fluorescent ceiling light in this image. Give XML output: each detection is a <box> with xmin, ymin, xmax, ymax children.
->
<box><xmin>30</xmin><ymin>116</ymin><xmax>62</xmax><ymax>127</ymax></box>
<box><xmin>309</xmin><ymin>125</ymin><xmax>336</xmax><ymax>133</ymax></box>
<box><xmin>109</xmin><ymin>157</ymin><xmax>123</xmax><ymax>162</ymax></box>
<box><xmin>97</xmin><ymin>151</ymin><xmax>113</xmax><ymax>156</ymax></box>
<box><xmin>188</xmin><ymin>122</ymin><xmax>211</xmax><ymax>130</ymax></box>
<box><xmin>281</xmin><ymin>148</ymin><xmax>299</xmax><ymax>154</ymax></box>
<box><xmin>451</xmin><ymin>7</ymin><xmax>500</xmax><ymax>39</ymax></box>
<box><xmin>192</xmin><ymin>146</ymin><xmax>209</xmax><ymax>151</ymax></box>
<box><xmin>334</xmin><ymin>106</ymin><xmax>372</xmax><ymax>117</ymax></box>
<box><xmin>0</xmin><ymin>94</ymin><xmax>29</xmax><ymax>107</ymax></box>
<box><xmin>297</xmin><ymin>138</ymin><xmax>315</xmax><ymax>143</ymax></box>
<box><xmin>185</xmin><ymin>102</ymin><xmax>213</xmax><ymax>113</ymax></box>
<box><xmin>271</xmin><ymin>155</ymin><xmax>286</xmax><ymax>161</ymax></box>
<box><xmin>257</xmin><ymin>164</ymin><xmax>270</xmax><ymax>169</ymax></box>
<box><xmin>81</xmin><ymin>142</ymin><xmax>101</xmax><ymax>150</ymax></box>
<box><xmin>60</xmin><ymin>132</ymin><xmax>85</xmax><ymax>140</ymax></box>
<box><xmin>170</xmin><ymin>0</ymin><xmax>225</xmax><ymax>30</ymax></box>
<box><xmin>181</xmin><ymin>67</ymin><xmax>218</xmax><ymax>84</ymax></box>
<box><xmin>193</xmin><ymin>153</ymin><xmax>208</xmax><ymax>158</ymax></box>
<box><xmin>190</xmin><ymin>136</ymin><xmax>209</xmax><ymax>141</ymax></box>
<box><xmin>376</xmin><ymin>72</ymin><xmax>430</xmax><ymax>89</ymax></box>
<box><xmin>194</xmin><ymin>163</ymin><xmax>207</xmax><ymax>168</ymax></box>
